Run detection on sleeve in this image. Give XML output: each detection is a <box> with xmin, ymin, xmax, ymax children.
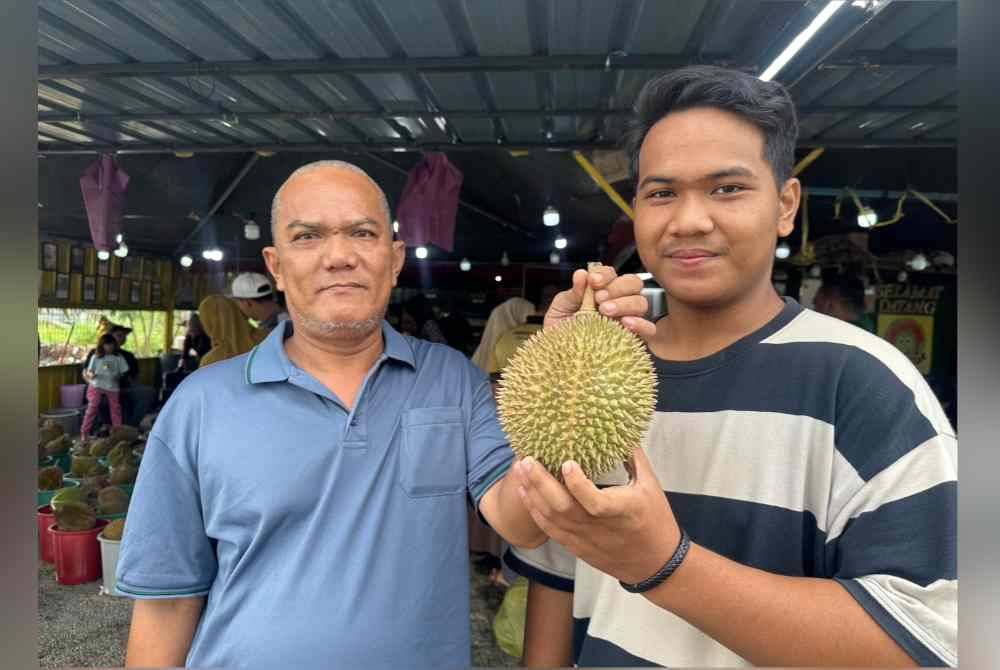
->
<box><xmin>826</xmin><ymin>351</ymin><xmax>957</xmax><ymax>667</ymax></box>
<box><xmin>115</xmin><ymin>434</ymin><xmax>218</xmax><ymax>598</ymax></box>
<box><xmin>464</xmin><ymin>367</ymin><xmax>514</xmax><ymax>508</ymax></box>
<box><xmin>504</xmin><ymin>538</ymin><xmax>576</xmax><ymax>593</ymax></box>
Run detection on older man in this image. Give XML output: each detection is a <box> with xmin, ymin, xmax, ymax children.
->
<box><xmin>115</xmin><ymin>160</ymin><xmax>653</xmax><ymax>669</ymax></box>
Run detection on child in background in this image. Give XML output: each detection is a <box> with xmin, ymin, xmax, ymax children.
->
<box><xmin>81</xmin><ymin>333</ymin><xmax>129</xmax><ymax>438</ymax></box>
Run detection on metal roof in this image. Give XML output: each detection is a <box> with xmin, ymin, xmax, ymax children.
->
<box><xmin>37</xmin><ymin>0</ymin><xmax>956</xmax><ymax>154</ymax></box>
<box><xmin>36</xmin><ymin>0</ymin><xmax>958</xmax><ymax>266</ymax></box>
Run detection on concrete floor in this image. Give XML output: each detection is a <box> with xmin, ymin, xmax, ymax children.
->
<box><xmin>38</xmin><ymin>558</ymin><xmax>518</xmax><ymax>668</ymax></box>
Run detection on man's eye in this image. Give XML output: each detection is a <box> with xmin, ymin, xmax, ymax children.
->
<box><xmin>714</xmin><ymin>184</ymin><xmax>745</xmax><ymax>195</ymax></box>
<box><xmin>352</xmin><ymin>229</ymin><xmax>376</xmax><ymax>238</ymax></box>
<box><xmin>293</xmin><ymin>232</ymin><xmax>318</xmax><ymax>241</ymax></box>
<box><xmin>647</xmin><ymin>190</ymin><xmax>675</xmax><ymax>199</ymax></box>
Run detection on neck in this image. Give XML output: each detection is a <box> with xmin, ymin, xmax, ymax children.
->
<box><xmin>651</xmin><ymin>281</ymin><xmax>786</xmax><ymax>361</ymax></box>
<box><xmin>284</xmin><ymin>320</ymin><xmax>385</xmax><ymax>379</ymax></box>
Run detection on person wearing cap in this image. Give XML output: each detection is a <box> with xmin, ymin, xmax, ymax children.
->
<box><xmin>229</xmin><ymin>271</ymin><xmax>288</xmax><ymax>338</ymax></box>
<box><xmin>82</xmin><ymin>318</ymin><xmax>148</xmax><ymax>427</ymax></box>
<box><xmin>115</xmin><ymin>159</ymin><xmax>654</xmax><ymax>670</ymax></box>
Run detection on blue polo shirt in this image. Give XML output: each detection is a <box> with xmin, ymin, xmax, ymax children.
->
<box><xmin>116</xmin><ymin>320</ymin><xmax>514</xmax><ymax>669</ymax></box>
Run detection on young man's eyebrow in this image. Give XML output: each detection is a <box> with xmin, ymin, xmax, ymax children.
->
<box><xmin>638</xmin><ymin>166</ymin><xmax>757</xmax><ymax>189</ymax></box>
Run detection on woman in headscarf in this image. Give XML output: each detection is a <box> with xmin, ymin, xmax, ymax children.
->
<box><xmin>470</xmin><ymin>297</ymin><xmax>535</xmax><ymax>374</ymax></box>
<box><xmin>198</xmin><ymin>295</ymin><xmax>263</xmax><ymax>367</ymax></box>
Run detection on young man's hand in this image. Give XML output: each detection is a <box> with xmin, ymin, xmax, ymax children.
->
<box><xmin>511</xmin><ymin>448</ymin><xmax>680</xmax><ymax>585</ymax></box>
<box><xmin>544</xmin><ymin>265</ymin><xmax>656</xmax><ymax>341</ymax></box>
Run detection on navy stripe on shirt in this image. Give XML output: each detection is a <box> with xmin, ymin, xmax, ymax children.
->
<box><xmin>573</xmin><ymin>618</ymin><xmax>659</xmax><ymax>667</ymax></box>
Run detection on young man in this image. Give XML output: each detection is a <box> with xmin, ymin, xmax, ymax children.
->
<box><xmin>228</xmin><ymin>271</ymin><xmax>289</xmax><ymax>337</ymax></box>
<box><xmin>507</xmin><ymin>66</ymin><xmax>956</xmax><ymax>667</ymax></box>
<box><xmin>115</xmin><ymin>160</ymin><xmax>655</xmax><ymax>669</ymax></box>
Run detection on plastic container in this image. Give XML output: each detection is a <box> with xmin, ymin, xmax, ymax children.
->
<box><xmin>49</xmin><ymin>519</ymin><xmax>108</xmax><ymax>585</ymax></box>
<box><xmin>97</xmin><ymin>530</ymin><xmax>123</xmax><ymax>596</ymax></box>
<box><xmin>36</xmin><ymin>505</ymin><xmax>57</xmax><ymax>563</ymax></box>
<box><xmin>54</xmin><ymin>452</ymin><xmax>72</xmax><ymax>473</ymax></box>
<box><xmin>37</xmin><ymin>480</ymin><xmax>79</xmax><ymax>509</ymax></box>
<box><xmin>40</xmin><ymin>408</ymin><xmax>82</xmax><ymax>436</ymax></box>
<box><xmin>60</xmin><ymin>384</ymin><xmax>87</xmax><ymax>409</ymax></box>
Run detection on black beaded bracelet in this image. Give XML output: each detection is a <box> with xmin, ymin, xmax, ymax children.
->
<box><xmin>619</xmin><ymin>529</ymin><xmax>691</xmax><ymax>594</ymax></box>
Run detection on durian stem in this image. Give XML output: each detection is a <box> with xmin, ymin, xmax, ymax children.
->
<box><xmin>579</xmin><ymin>261</ymin><xmax>601</xmax><ymax>313</ymax></box>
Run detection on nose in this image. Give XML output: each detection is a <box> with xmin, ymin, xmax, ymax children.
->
<box><xmin>320</xmin><ymin>232</ymin><xmax>360</xmax><ymax>271</ymax></box>
<box><xmin>665</xmin><ymin>194</ymin><xmax>715</xmax><ymax>238</ymax></box>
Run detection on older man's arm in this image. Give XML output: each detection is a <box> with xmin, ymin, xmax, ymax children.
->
<box><xmin>125</xmin><ymin>597</ymin><xmax>205</xmax><ymax>667</ymax></box>
<box><xmin>478</xmin><ymin>463</ymin><xmax>545</xmax><ymax>548</ymax></box>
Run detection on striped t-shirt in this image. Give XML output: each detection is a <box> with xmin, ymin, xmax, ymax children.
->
<box><xmin>506</xmin><ymin>298</ymin><xmax>957</xmax><ymax>667</ymax></box>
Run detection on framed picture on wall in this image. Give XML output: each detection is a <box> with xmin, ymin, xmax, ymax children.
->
<box><xmin>130</xmin><ymin>281</ymin><xmax>141</xmax><ymax>304</ymax></box>
<box><xmin>70</xmin><ymin>246</ymin><xmax>85</xmax><ymax>273</ymax></box>
<box><xmin>55</xmin><ymin>273</ymin><xmax>69</xmax><ymax>300</ymax></box>
<box><xmin>41</xmin><ymin>242</ymin><xmax>58</xmax><ymax>271</ymax></box>
<box><xmin>97</xmin><ymin>276</ymin><xmax>108</xmax><ymax>303</ymax></box>
<box><xmin>97</xmin><ymin>255</ymin><xmax>110</xmax><ymax>276</ymax></box>
<box><xmin>108</xmin><ymin>278</ymin><xmax>120</xmax><ymax>304</ymax></box>
<box><xmin>83</xmin><ymin>276</ymin><xmax>96</xmax><ymax>302</ymax></box>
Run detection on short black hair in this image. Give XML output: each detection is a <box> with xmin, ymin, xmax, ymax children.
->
<box><xmin>623</xmin><ymin>65</ymin><xmax>799</xmax><ymax>188</ymax></box>
<box><xmin>821</xmin><ymin>273</ymin><xmax>866</xmax><ymax>313</ymax></box>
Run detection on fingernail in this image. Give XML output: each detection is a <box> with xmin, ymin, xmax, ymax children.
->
<box><xmin>602</xmin><ymin>302</ymin><xmax>617</xmax><ymax>315</ymax></box>
<box><xmin>562</xmin><ymin>461</ymin><xmax>576</xmax><ymax>476</ymax></box>
<box><xmin>589</xmin><ymin>272</ymin><xmax>601</xmax><ymax>283</ymax></box>
<box><xmin>522</xmin><ymin>457</ymin><xmax>534</xmax><ymax>472</ymax></box>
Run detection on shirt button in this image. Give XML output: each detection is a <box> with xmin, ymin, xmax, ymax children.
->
<box><xmin>350</xmin><ymin>419</ymin><xmax>358</xmax><ymax>427</ymax></box>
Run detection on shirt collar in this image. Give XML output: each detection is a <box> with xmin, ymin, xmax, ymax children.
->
<box><xmin>244</xmin><ymin>318</ymin><xmax>416</xmax><ymax>385</ymax></box>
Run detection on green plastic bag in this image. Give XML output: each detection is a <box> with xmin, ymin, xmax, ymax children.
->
<box><xmin>492</xmin><ymin>576</ymin><xmax>528</xmax><ymax>660</ymax></box>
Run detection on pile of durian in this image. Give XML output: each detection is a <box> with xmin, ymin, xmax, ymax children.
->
<box><xmin>49</xmin><ymin>483</ymin><xmax>131</xmax><ymax>531</ymax></box>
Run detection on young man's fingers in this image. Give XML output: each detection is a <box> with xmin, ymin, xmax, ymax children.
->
<box><xmin>586</xmin><ymin>265</ymin><xmax>616</xmax><ymax>290</ymax></box>
<box><xmin>560</xmin><ymin>461</ymin><xmax>612</xmax><ymax>517</ymax></box>
<box><xmin>619</xmin><ymin>316</ymin><xmax>658</xmax><ymax>342</ymax></box>
<box><xmin>596</xmin><ymin>273</ymin><xmax>644</xmax><ymax>301</ymax></box>
<box><xmin>598</xmin><ymin>294</ymin><xmax>648</xmax><ymax>319</ymax></box>
<box><xmin>521</xmin><ymin>457</ymin><xmax>580</xmax><ymax>517</ymax></box>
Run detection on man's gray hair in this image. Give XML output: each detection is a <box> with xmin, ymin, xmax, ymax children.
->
<box><xmin>270</xmin><ymin>160</ymin><xmax>392</xmax><ymax>240</ymax></box>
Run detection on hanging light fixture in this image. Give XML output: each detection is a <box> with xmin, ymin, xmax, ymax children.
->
<box><xmin>115</xmin><ymin>233</ymin><xmax>124</xmax><ymax>244</ymax></box>
<box><xmin>179</xmin><ymin>254</ymin><xmax>193</xmax><ymax>268</ymax></box>
<box><xmin>554</xmin><ymin>237</ymin><xmax>567</xmax><ymax>250</ymax></box>
<box><xmin>114</xmin><ymin>243</ymin><xmax>129</xmax><ymax>258</ymax></box>
<box><xmin>243</xmin><ymin>218</ymin><xmax>260</xmax><ymax>240</ymax></box>
<box><xmin>393</xmin><ymin>220</ymin><xmax>400</xmax><ymax>233</ymax></box>
<box><xmin>549</xmin><ymin>252</ymin><xmax>560</xmax><ymax>265</ymax></box>
<box><xmin>459</xmin><ymin>258</ymin><xmax>471</xmax><ymax>271</ymax></box>
<box><xmin>96</xmin><ymin>250</ymin><xmax>111</xmax><ymax>261</ymax></box>
<box><xmin>542</xmin><ymin>206</ymin><xmax>560</xmax><ymax>227</ymax></box>
<box><xmin>494</xmin><ymin>275</ymin><xmax>502</xmax><ymax>282</ymax></box>
<box><xmin>415</xmin><ymin>246</ymin><xmax>428</xmax><ymax>259</ymax></box>
<box><xmin>775</xmin><ymin>241</ymin><xmax>791</xmax><ymax>259</ymax></box>
<box><xmin>897</xmin><ymin>270</ymin><xmax>908</xmax><ymax>282</ymax></box>
<box><xmin>908</xmin><ymin>252</ymin><xmax>929</xmax><ymax>271</ymax></box>
<box><xmin>857</xmin><ymin>207</ymin><xmax>878</xmax><ymax>228</ymax></box>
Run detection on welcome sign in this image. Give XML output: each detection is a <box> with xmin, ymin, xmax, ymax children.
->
<box><xmin>876</xmin><ymin>284</ymin><xmax>945</xmax><ymax>375</ymax></box>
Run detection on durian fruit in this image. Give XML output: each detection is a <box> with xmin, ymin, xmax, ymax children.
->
<box><xmin>50</xmin><ymin>486</ymin><xmax>88</xmax><ymax>509</ymax></box>
<box><xmin>39</xmin><ymin>424</ymin><xmax>62</xmax><ymax>447</ymax></box>
<box><xmin>108</xmin><ymin>425</ymin><xmax>139</xmax><ymax>445</ymax></box>
<box><xmin>107</xmin><ymin>442</ymin><xmax>135</xmax><ymax>468</ymax></box>
<box><xmin>109</xmin><ymin>463</ymin><xmax>139</xmax><ymax>485</ymax></box>
<box><xmin>497</xmin><ymin>263</ymin><xmax>657</xmax><ymax>480</ymax></box>
<box><xmin>44</xmin><ymin>434</ymin><xmax>72</xmax><ymax>457</ymax></box>
<box><xmin>53</xmin><ymin>500</ymin><xmax>97</xmax><ymax>532</ymax></box>
<box><xmin>70</xmin><ymin>440</ymin><xmax>91</xmax><ymax>457</ymax></box>
<box><xmin>97</xmin><ymin>486</ymin><xmax>130</xmax><ymax>515</ymax></box>
<box><xmin>71</xmin><ymin>456</ymin><xmax>98</xmax><ymax>478</ymax></box>
<box><xmin>102</xmin><ymin>518</ymin><xmax>125</xmax><ymax>541</ymax></box>
<box><xmin>88</xmin><ymin>438</ymin><xmax>112</xmax><ymax>458</ymax></box>
<box><xmin>38</xmin><ymin>466</ymin><xmax>64</xmax><ymax>491</ymax></box>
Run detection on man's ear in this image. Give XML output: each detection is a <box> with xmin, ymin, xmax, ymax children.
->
<box><xmin>262</xmin><ymin>246</ymin><xmax>285</xmax><ymax>292</ymax></box>
<box><xmin>777</xmin><ymin>177</ymin><xmax>801</xmax><ymax>238</ymax></box>
<box><xmin>390</xmin><ymin>240</ymin><xmax>406</xmax><ymax>287</ymax></box>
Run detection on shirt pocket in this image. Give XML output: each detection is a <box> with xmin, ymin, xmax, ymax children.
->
<box><xmin>398</xmin><ymin>406</ymin><xmax>466</xmax><ymax>498</ymax></box>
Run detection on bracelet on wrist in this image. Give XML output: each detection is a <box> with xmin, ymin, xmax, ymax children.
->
<box><xmin>619</xmin><ymin>528</ymin><xmax>691</xmax><ymax>594</ymax></box>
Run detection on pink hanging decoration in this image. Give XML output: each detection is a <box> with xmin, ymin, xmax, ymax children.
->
<box><xmin>80</xmin><ymin>154</ymin><xmax>130</xmax><ymax>252</ymax></box>
<box><xmin>396</xmin><ymin>152</ymin><xmax>463</xmax><ymax>252</ymax></box>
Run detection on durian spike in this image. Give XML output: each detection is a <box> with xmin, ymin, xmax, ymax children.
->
<box><xmin>578</xmin><ymin>261</ymin><xmax>602</xmax><ymax>314</ymax></box>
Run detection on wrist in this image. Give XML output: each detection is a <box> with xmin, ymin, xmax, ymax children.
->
<box><xmin>620</xmin><ymin>527</ymin><xmax>691</xmax><ymax>594</ymax></box>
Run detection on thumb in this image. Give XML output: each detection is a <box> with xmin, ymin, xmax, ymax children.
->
<box><xmin>545</xmin><ymin>269</ymin><xmax>588</xmax><ymax>325</ymax></box>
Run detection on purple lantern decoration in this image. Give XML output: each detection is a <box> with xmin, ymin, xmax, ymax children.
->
<box><xmin>80</xmin><ymin>154</ymin><xmax>129</xmax><ymax>252</ymax></box>
<box><xmin>396</xmin><ymin>152</ymin><xmax>463</xmax><ymax>252</ymax></box>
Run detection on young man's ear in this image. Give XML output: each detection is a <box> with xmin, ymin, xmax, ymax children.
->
<box><xmin>777</xmin><ymin>177</ymin><xmax>801</xmax><ymax>238</ymax></box>
<box><xmin>262</xmin><ymin>246</ymin><xmax>285</xmax><ymax>293</ymax></box>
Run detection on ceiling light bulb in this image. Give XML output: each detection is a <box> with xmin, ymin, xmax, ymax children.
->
<box><xmin>857</xmin><ymin>207</ymin><xmax>878</xmax><ymax>228</ymax></box>
<box><xmin>415</xmin><ymin>246</ymin><xmax>428</xmax><ymax>259</ymax></box>
<box><xmin>908</xmin><ymin>253</ymin><xmax>929</xmax><ymax>271</ymax></box>
<box><xmin>393</xmin><ymin>220</ymin><xmax>400</xmax><ymax>233</ymax></box>
<box><xmin>180</xmin><ymin>254</ymin><xmax>193</xmax><ymax>268</ymax></box>
<box><xmin>115</xmin><ymin>233</ymin><xmax>124</xmax><ymax>244</ymax></box>
<box><xmin>244</xmin><ymin>220</ymin><xmax>260</xmax><ymax>240</ymax></box>
<box><xmin>542</xmin><ymin>206</ymin><xmax>560</xmax><ymax>227</ymax></box>
<box><xmin>554</xmin><ymin>237</ymin><xmax>567</xmax><ymax>250</ymax></box>
<box><xmin>897</xmin><ymin>270</ymin><xmax>908</xmax><ymax>282</ymax></box>
<box><xmin>114</xmin><ymin>244</ymin><xmax>128</xmax><ymax>258</ymax></box>
<box><xmin>96</xmin><ymin>250</ymin><xmax>111</xmax><ymax>261</ymax></box>
<box><xmin>549</xmin><ymin>252</ymin><xmax>560</xmax><ymax>265</ymax></box>
<box><xmin>460</xmin><ymin>258</ymin><xmax>471</xmax><ymax>271</ymax></box>
<box><xmin>494</xmin><ymin>275</ymin><xmax>502</xmax><ymax>282</ymax></box>
<box><xmin>759</xmin><ymin>1</ymin><xmax>846</xmax><ymax>82</ymax></box>
<box><xmin>202</xmin><ymin>249</ymin><xmax>213</xmax><ymax>260</ymax></box>
<box><xmin>501</xmin><ymin>252</ymin><xmax>510</xmax><ymax>266</ymax></box>
<box><xmin>775</xmin><ymin>242</ymin><xmax>791</xmax><ymax>259</ymax></box>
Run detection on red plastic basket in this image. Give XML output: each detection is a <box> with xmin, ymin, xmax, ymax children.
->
<box><xmin>49</xmin><ymin>519</ymin><xmax>108</xmax><ymax>585</ymax></box>
<box><xmin>36</xmin><ymin>505</ymin><xmax>56</xmax><ymax>563</ymax></box>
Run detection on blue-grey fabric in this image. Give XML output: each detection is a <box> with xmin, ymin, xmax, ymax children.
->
<box><xmin>116</xmin><ymin>319</ymin><xmax>514</xmax><ymax>669</ymax></box>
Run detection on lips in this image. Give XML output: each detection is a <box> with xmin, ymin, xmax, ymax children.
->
<box><xmin>667</xmin><ymin>249</ymin><xmax>717</xmax><ymax>259</ymax></box>
<box><xmin>319</xmin><ymin>282</ymin><xmax>365</xmax><ymax>293</ymax></box>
